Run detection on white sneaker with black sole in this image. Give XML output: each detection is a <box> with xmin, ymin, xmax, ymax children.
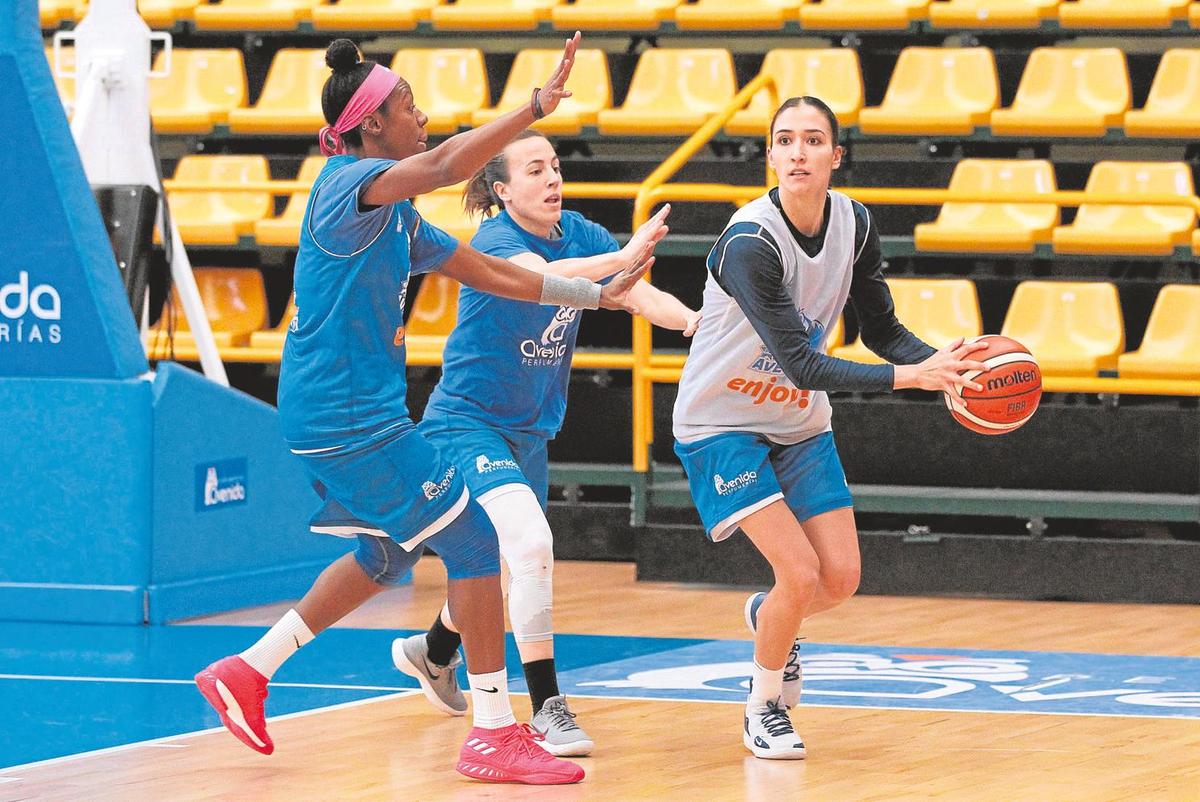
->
<box><xmin>744</xmin><ymin>697</ymin><xmax>806</xmax><ymax>760</ymax></box>
<box><xmin>392</xmin><ymin>634</ymin><xmax>467</xmax><ymax>716</ymax></box>
<box><xmin>744</xmin><ymin>591</ymin><xmax>802</xmax><ymax>709</ymax></box>
<box><xmin>530</xmin><ymin>695</ymin><xmax>594</xmax><ymax>756</ymax></box>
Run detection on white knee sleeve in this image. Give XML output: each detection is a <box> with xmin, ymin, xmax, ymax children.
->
<box><xmin>480</xmin><ymin>484</ymin><xmax>554</xmax><ymax>643</ymax></box>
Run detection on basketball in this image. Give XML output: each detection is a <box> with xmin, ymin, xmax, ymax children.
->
<box><xmin>944</xmin><ymin>334</ymin><xmax>1042</xmax><ymax>435</ymax></box>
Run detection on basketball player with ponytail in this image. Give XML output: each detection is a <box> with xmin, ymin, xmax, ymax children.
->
<box><xmin>672</xmin><ymin>96</ymin><xmax>987</xmax><ymax>759</ymax></box>
<box><xmin>194</xmin><ymin>33</ymin><xmax>653</xmax><ymax>785</ymax></box>
<box><xmin>393</xmin><ymin>131</ymin><xmax>696</xmax><ymax>756</ymax></box>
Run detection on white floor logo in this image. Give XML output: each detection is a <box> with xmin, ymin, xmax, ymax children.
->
<box><xmin>714</xmin><ymin>471</ymin><xmax>758</xmax><ymax>496</ymax></box>
<box><xmin>520</xmin><ymin>306</ymin><xmax>577</xmax><ymax>366</ymax></box>
<box><xmin>476</xmin><ymin>454</ymin><xmax>519</xmax><ymax>474</ymax></box>
<box><xmin>0</xmin><ymin>271</ymin><xmax>62</xmax><ymax>345</ymax></box>
<box><xmin>422</xmin><ymin>466</ymin><xmax>456</xmax><ymax>500</ymax></box>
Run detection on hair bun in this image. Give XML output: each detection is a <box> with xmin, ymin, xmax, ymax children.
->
<box><xmin>325</xmin><ymin>39</ymin><xmax>362</xmax><ymax>74</ymax></box>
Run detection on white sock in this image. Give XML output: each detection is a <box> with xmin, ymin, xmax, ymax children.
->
<box><xmin>468</xmin><ymin>668</ymin><xmax>517</xmax><ymax>729</ymax></box>
<box><xmin>239</xmin><ymin>608</ymin><xmax>315</xmax><ymax>680</ymax></box>
<box><xmin>749</xmin><ymin>661</ymin><xmax>784</xmax><ymax>706</ymax></box>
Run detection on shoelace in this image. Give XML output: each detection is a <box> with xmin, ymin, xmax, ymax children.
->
<box><xmin>760</xmin><ymin>700</ymin><xmax>795</xmax><ymax>737</ymax></box>
<box><xmin>503</xmin><ymin>723</ymin><xmax>556</xmax><ymax>761</ymax></box>
<box><xmin>783</xmin><ymin>640</ymin><xmax>803</xmax><ymax>683</ymax></box>
<box><xmin>542</xmin><ymin>702</ymin><xmax>581</xmax><ymax>732</ymax></box>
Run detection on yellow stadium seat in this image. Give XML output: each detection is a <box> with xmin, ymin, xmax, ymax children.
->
<box><xmin>597</xmin><ymin>49</ymin><xmax>736</xmax><ymax>136</ymax></box>
<box><xmin>1057</xmin><ymin>0</ymin><xmax>1189</xmax><ymax>29</ymax></box>
<box><xmin>800</xmin><ymin>0</ymin><xmax>929</xmax><ymax>30</ymax></box>
<box><xmin>43</xmin><ymin>45</ymin><xmax>74</xmax><ymax>111</ymax></box>
<box><xmin>249</xmin><ymin>295</ymin><xmax>298</xmax><ymax>350</ymax></box>
<box><xmin>254</xmin><ymin>156</ymin><xmax>327</xmax><ymax>247</ymax></box>
<box><xmin>403</xmin><ymin>274</ymin><xmax>461</xmax><ymax>357</ymax></box>
<box><xmin>1000</xmin><ymin>281</ymin><xmax>1124</xmax><ymax>376</ymax></box>
<box><xmin>414</xmin><ymin>187</ymin><xmax>482</xmax><ymax>244</ymax></box>
<box><xmin>825</xmin><ymin>314</ymin><xmax>844</xmax><ymax>354</ymax></box>
<box><xmin>390</xmin><ymin>49</ymin><xmax>487</xmax><ymax>135</ymax></box>
<box><xmin>858</xmin><ymin>47</ymin><xmax>998</xmax><ymax>135</ymax></box>
<box><xmin>1195</xmin><ymin>227</ymin><xmax>1200</xmax><ymax>255</ymax></box>
<box><xmin>312</xmin><ymin>0</ymin><xmax>437</xmax><ymax>30</ymax></box>
<box><xmin>149</xmin><ymin>49</ymin><xmax>247</xmax><ymax>134</ymax></box>
<box><xmin>1117</xmin><ymin>285</ymin><xmax>1200</xmax><ymax>380</ymax></box>
<box><xmin>1124</xmin><ymin>49</ymin><xmax>1200</xmax><ymax>138</ymax></box>
<box><xmin>472</xmin><ymin>49</ymin><xmax>610</xmax><ymax>135</ymax></box>
<box><xmin>41</xmin><ymin>0</ymin><xmax>75</xmax><ymax>27</ymax></box>
<box><xmin>551</xmin><ymin>0</ymin><xmax>679</xmax><ymax>30</ymax></box>
<box><xmin>990</xmin><ymin>48</ymin><xmax>1130</xmax><ymax>137</ymax></box>
<box><xmin>726</xmin><ymin>49</ymin><xmax>863</xmax><ymax>136</ymax></box>
<box><xmin>227</xmin><ymin>49</ymin><xmax>329</xmax><ymax>135</ymax></box>
<box><xmin>151</xmin><ymin>268</ymin><xmax>269</xmax><ymax>348</ymax></box>
<box><xmin>832</xmin><ymin>279</ymin><xmax>981</xmax><ymax>364</ymax></box>
<box><xmin>430</xmin><ymin>0</ymin><xmax>559</xmax><ymax>30</ymax></box>
<box><xmin>1051</xmin><ymin>162</ymin><xmax>1196</xmax><ymax>256</ymax></box>
<box><xmin>194</xmin><ymin>0</ymin><xmax>321</xmax><ymax>30</ymax></box>
<box><xmin>167</xmin><ymin>156</ymin><xmax>273</xmax><ymax>246</ymax></box>
<box><xmin>1193</xmin><ymin>1</ymin><xmax>1200</xmax><ymax>27</ymax></box>
<box><xmin>928</xmin><ymin>0</ymin><xmax>1058</xmax><ymax>28</ymax></box>
<box><xmin>914</xmin><ymin>159</ymin><xmax>1058</xmax><ymax>253</ymax></box>
<box><xmin>138</xmin><ymin>0</ymin><xmax>204</xmax><ymax>27</ymax></box>
<box><xmin>674</xmin><ymin>0</ymin><xmax>802</xmax><ymax>30</ymax></box>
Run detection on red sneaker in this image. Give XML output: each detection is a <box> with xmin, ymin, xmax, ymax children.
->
<box><xmin>457</xmin><ymin>723</ymin><xmax>585</xmax><ymax>785</ymax></box>
<box><xmin>195</xmin><ymin>656</ymin><xmax>274</xmax><ymax>755</ymax></box>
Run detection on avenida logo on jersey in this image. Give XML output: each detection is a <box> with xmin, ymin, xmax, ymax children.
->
<box><xmin>714</xmin><ymin>471</ymin><xmax>758</xmax><ymax>496</ymax></box>
<box><xmin>520</xmin><ymin>306</ymin><xmax>578</xmax><ymax>366</ymax></box>
<box><xmin>0</xmin><ymin>271</ymin><xmax>63</xmax><ymax>346</ymax></box>
<box><xmin>195</xmin><ymin>458</ymin><xmax>248</xmax><ymax>511</ymax></box>
<box><xmin>422</xmin><ymin>465</ymin><xmax>457</xmax><ymax>500</ymax></box>
<box><xmin>476</xmin><ymin>454</ymin><xmax>519</xmax><ymax>474</ymax></box>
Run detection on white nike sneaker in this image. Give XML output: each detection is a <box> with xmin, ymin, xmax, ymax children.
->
<box><xmin>744</xmin><ymin>697</ymin><xmax>806</xmax><ymax>760</ymax></box>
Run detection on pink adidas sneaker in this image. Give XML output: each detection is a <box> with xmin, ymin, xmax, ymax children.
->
<box><xmin>457</xmin><ymin>723</ymin><xmax>585</xmax><ymax>784</ymax></box>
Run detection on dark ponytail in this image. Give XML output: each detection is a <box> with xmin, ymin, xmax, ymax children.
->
<box><xmin>769</xmin><ymin>95</ymin><xmax>840</xmax><ymax>143</ymax></box>
<box><xmin>321</xmin><ymin>39</ymin><xmax>377</xmax><ymax>151</ymax></box>
<box><xmin>463</xmin><ymin>129</ymin><xmax>548</xmax><ymax>217</ymax></box>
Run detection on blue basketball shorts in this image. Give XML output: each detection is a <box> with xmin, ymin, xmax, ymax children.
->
<box><xmin>418</xmin><ymin>415</ymin><xmax>550</xmax><ymax>510</ymax></box>
<box><xmin>294</xmin><ymin>424</ymin><xmax>500</xmax><ymax>581</ymax></box>
<box><xmin>673</xmin><ymin>430</ymin><xmax>853</xmax><ymax>542</ymax></box>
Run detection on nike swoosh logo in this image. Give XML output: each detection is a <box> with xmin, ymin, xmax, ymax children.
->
<box><xmin>479</xmin><ymin>686</ymin><xmax>499</xmax><ymax>693</ymax></box>
<box><xmin>294</xmin><ymin>635</ymin><xmax>301</xmax><ymax>649</ymax></box>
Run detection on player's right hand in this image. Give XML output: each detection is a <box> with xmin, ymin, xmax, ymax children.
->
<box><xmin>620</xmin><ymin>204</ymin><xmax>671</xmax><ymax>273</ymax></box>
<box><xmin>537</xmin><ymin>32</ymin><xmax>582</xmax><ymax>117</ymax></box>
<box><xmin>894</xmin><ymin>338</ymin><xmax>988</xmax><ymax>394</ymax></box>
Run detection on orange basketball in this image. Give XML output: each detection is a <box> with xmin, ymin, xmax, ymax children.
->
<box><xmin>943</xmin><ymin>334</ymin><xmax>1042</xmax><ymax>436</ymax></box>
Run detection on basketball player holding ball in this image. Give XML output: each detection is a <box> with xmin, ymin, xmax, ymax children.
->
<box><xmin>672</xmin><ymin>96</ymin><xmax>989</xmax><ymax>759</ymax></box>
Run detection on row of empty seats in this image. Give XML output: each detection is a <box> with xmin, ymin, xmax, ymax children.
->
<box><xmin>45</xmin><ymin>45</ymin><xmax>1200</xmax><ymax>139</ymax></box>
<box><xmin>42</xmin><ymin>0</ymin><xmax>1200</xmax><ymax>33</ymax></box>
<box><xmin>148</xmin><ymin>271</ymin><xmax>1200</xmax><ymax>382</ymax></box>
<box><xmin>161</xmin><ymin>154</ymin><xmax>1200</xmax><ymax>256</ymax></box>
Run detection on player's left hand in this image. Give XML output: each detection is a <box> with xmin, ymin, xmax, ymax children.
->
<box><xmin>537</xmin><ymin>32</ymin><xmax>582</xmax><ymax>118</ymax></box>
<box><xmin>682</xmin><ymin>310</ymin><xmax>702</xmax><ymax>337</ymax></box>
<box><xmin>599</xmin><ymin>255</ymin><xmax>650</xmax><ymax>313</ymax></box>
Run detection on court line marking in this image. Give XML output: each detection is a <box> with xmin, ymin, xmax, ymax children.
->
<box><xmin>0</xmin><ymin>674</ymin><xmax>409</xmax><ymax>693</ymax></box>
<box><xmin>0</xmin><ymin>689</ymin><xmax>421</xmax><ymax>775</ymax></box>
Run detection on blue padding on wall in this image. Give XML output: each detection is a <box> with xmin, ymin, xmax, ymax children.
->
<box><xmin>147</xmin><ymin>362</ymin><xmax>346</xmax><ymax>623</ymax></box>
<box><xmin>0</xmin><ymin>375</ymin><xmax>153</xmax><ymax>622</ymax></box>
<box><xmin>0</xmin><ymin>0</ymin><xmax>147</xmax><ymax>380</ymax></box>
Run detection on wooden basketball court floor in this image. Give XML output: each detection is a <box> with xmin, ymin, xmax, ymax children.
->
<box><xmin>2</xmin><ymin>558</ymin><xmax>1197</xmax><ymax>801</ymax></box>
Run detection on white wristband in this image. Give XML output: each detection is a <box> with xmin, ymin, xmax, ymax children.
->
<box><xmin>540</xmin><ymin>274</ymin><xmax>602</xmax><ymax>309</ymax></box>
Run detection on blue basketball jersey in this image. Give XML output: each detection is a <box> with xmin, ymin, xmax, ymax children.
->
<box><xmin>278</xmin><ymin>155</ymin><xmax>459</xmax><ymax>450</ymax></box>
<box><xmin>423</xmin><ymin>209</ymin><xmax>619</xmax><ymax>437</ymax></box>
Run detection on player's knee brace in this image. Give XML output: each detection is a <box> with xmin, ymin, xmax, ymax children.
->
<box><xmin>431</xmin><ymin>498</ymin><xmax>502</xmax><ymax>581</ymax></box>
<box><xmin>483</xmin><ymin>485</ymin><xmax>555</xmax><ymax>643</ymax></box>
<box><xmin>354</xmin><ymin>534</ymin><xmax>419</xmax><ymax>586</ymax></box>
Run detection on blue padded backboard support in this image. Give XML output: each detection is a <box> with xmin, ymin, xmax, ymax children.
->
<box><xmin>0</xmin><ymin>0</ymin><xmax>148</xmax><ymax>379</ymax></box>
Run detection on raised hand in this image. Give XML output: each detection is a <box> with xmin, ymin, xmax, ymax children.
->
<box><xmin>621</xmin><ymin>203</ymin><xmax>671</xmax><ymax>271</ymax></box>
<box><xmin>599</xmin><ymin>256</ymin><xmax>652</xmax><ymax>313</ymax></box>
<box><xmin>536</xmin><ymin>32</ymin><xmax>582</xmax><ymax>118</ymax></box>
<box><xmin>894</xmin><ymin>338</ymin><xmax>988</xmax><ymax>394</ymax></box>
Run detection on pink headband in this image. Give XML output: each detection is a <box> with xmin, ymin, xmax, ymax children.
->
<box><xmin>318</xmin><ymin>63</ymin><xmax>402</xmax><ymax>156</ymax></box>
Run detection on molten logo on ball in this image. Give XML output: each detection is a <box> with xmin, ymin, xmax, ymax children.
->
<box><xmin>945</xmin><ymin>334</ymin><xmax>1042</xmax><ymax>436</ymax></box>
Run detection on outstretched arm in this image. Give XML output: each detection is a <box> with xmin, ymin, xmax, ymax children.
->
<box><xmin>362</xmin><ymin>33</ymin><xmax>582</xmax><ymax>205</ymax></box>
<box><xmin>506</xmin><ymin>205</ymin><xmax>672</xmax><ymax>281</ymax></box>
<box><xmin>626</xmin><ymin>281</ymin><xmax>701</xmax><ymax>336</ymax></box>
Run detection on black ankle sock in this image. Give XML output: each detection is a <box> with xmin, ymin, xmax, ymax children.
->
<box><xmin>523</xmin><ymin>658</ymin><xmax>560</xmax><ymax>711</ymax></box>
<box><xmin>425</xmin><ymin>614</ymin><xmax>461</xmax><ymax>667</ymax></box>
